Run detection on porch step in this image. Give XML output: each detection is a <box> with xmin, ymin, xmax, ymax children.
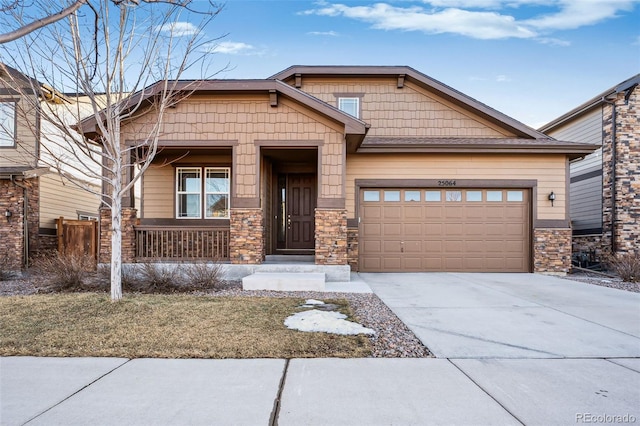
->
<box><xmin>242</xmin><ymin>272</ymin><xmax>325</xmax><ymax>291</ymax></box>
<box><xmin>264</xmin><ymin>255</ymin><xmax>314</xmax><ymax>263</ymax></box>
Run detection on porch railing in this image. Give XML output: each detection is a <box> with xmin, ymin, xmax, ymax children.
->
<box><xmin>135</xmin><ymin>226</ymin><xmax>230</xmax><ymax>261</ymax></box>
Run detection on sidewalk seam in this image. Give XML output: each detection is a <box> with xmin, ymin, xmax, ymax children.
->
<box><xmin>21</xmin><ymin>358</ymin><xmax>131</xmax><ymax>425</ymax></box>
<box><xmin>448</xmin><ymin>359</ymin><xmax>526</xmax><ymax>426</ymax></box>
<box><xmin>269</xmin><ymin>358</ymin><xmax>290</xmax><ymax>426</ymax></box>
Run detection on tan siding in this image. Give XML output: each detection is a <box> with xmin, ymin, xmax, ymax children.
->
<box><xmin>123</xmin><ymin>94</ymin><xmax>345</xmax><ymax>200</ymax></box>
<box><xmin>39</xmin><ymin>174</ymin><xmax>101</xmax><ymax>229</ymax></box>
<box><xmin>346</xmin><ymin>154</ymin><xmax>567</xmax><ymax>221</ymax></box>
<box><xmin>142</xmin><ymin>153</ymin><xmax>232</xmax><ymax>219</ymax></box>
<box><xmin>0</xmin><ymin>83</ymin><xmax>38</xmax><ymax>167</ymax></box>
<box><xmin>299</xmin><ymin>77</ymin><xmax>515</xmax><ymax>138</ymax></box>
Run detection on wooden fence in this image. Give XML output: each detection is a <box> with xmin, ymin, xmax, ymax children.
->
<box><xmin>56</xmin><ymin>217</ymin><xmax>98</xmax><ymax>259</ymax></box>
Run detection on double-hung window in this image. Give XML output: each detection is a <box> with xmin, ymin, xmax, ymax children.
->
<box><xmin>176</xmin><ymin>167</ymin><xmax>230</xmax><ymax>219</ymax></box>
<box><xmin>0</xmin><ymin>101</ymin><xmax>16</xmax><ymax>147</ymax></box>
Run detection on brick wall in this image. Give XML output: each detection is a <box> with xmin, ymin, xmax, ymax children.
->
<box><xmin>0</xmin><ymin>177</ymin><xmax>40</xmax><ymax>270</ymax></box>
<box><xmin>99</xmin><ymin>207</ymin><xmax>138</xmax><ymax>264</ymax></box>
<box><xmin>601</xmin><ymin>86</ymin><xmax>639</xmax><ymax>256</ymax></box>
<box><xmin>315</xmin><ymin>209</ymin><xmax>347</xmax><ymax>265</ymax></box>
<box><xmin>347</xmin><ymin>227</ymin><xmax>359</xmax><ymax>271</ymax></box>
<box><xmin>229</xmin><ymin>208</ymin><xmax>264</xmax><ymax>264</ymax></box>
<box><xmin>534</xmin><ymin>228</ymin><xmax>572</xmax><ymax>274</ymax></box>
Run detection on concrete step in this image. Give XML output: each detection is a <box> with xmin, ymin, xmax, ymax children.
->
<box><xmin>242</xmin><ymin>272</ymin><xmax>325</xmax><ymax>291</ymax></box>
<box><xmin>264</xmin><ymin>255</ymin><xmax>315</xmax><ymax>263</ymax></box>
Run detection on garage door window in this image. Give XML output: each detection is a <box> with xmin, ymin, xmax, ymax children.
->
<box><xmin>487</xmin><ymin>191</ymin><xmax>503</xmax><ymax>202</ymax></box>
<box><xmin>507</xmin><ymin>190</ymin><xmax>523</xmax><ymax>202</ymax></box>
<box><xmin>446</xmin><ymin>191</ymin><xmax>462</xmax><ymax>202</ymax></box>
<box><xmin>425</xmin><ymin>190</ymin><xmax>441</xmax><ymax>202</ymax></box>
<box><xmin>405</xmin><ymin>191</ymin><xmax>421</xmax><ymax>202</ymax></box>
<box><xmin>363</xmin><ymin>190</ymin><xmax>380</xmax><ymax>202</ymax></box>
<box><xmin>384</xmin><ymin>190</ymin><xmax>400</xmax><ymax>201</ymax></box>
<box><xmin>466</xmin><ymin>191</ymin><xmax>482</xmax><ymax>202</ymax></box>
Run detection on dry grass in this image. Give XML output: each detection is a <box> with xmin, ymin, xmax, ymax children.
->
<box><xmin>0</xmin><ymin>293</ymin><xmax>371</xmax><ymax>359</ymax></box>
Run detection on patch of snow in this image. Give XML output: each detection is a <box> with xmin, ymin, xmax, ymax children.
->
<box><xmin>284</xmin><ymin>309</ymin><xmax>375</xmax><ymax>336</ymax></box>
<box><xmin>304</xmin><ymin>299</ymin><xmax>325</xmax><ymax>305</ymax></box>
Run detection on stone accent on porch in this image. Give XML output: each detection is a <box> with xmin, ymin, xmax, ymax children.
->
<box><xmin>347</xmin><ymin>227</ymin><xmax>359</xmax><ymax>271</ymax></box>
<box><xmin>533</xmin><ymin>228</ymin><xmax>572</xmax><ymax>275</ymax></box>
<box><xmin>229</xmin><ymin>208</ymin><xmax>264</xmax><ymax>264</ymax></box>
<box><xmin>314</xmin><ymin>208</ymin><xmax>347</xmax><ymax>265</ymax></box>
<box><xmin>98</xmin><ymin>207</ymin><xmax>138</xmax><ymax>264</ymax></box>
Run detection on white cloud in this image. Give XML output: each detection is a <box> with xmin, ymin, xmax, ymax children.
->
<box><xmin>496</xmin><ymin>74</ymin><xmax>512</xmax><ymax>82</ymax></box>
<box><xmin>203</xmin><ymin>41</ymin><xmax>258</xmax><ymax>55</ymax></box>
<box><xmin>155</xmin><ymin>22</ymin><xmax>199</xmax><ymax>37</ymax></box>
<box><xmin>307</xmin><ymin>30</ymin><xmax>340</xmax><ymax>36</ymax></box>
<box><xmin>301</xmin><ymin>0</ymin><xmax>638</xmax><ymax>42</ymax></box>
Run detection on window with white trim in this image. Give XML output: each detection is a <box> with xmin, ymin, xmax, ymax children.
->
<box><xmin>176</xmin><ymin>167</ymin><xmax>230</xmax><ymax>219</ymax></box>
<box><xmin>0</xmin><ymin>101</ymin><xmax>16</xmax><ymax>147</ymax></box>
<box><xmin>338</xmin><ymin>97</ymin><xmax>360</xmax><ymax>118</ymax></box>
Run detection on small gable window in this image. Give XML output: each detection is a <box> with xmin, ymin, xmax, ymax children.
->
<box><xmin>338</xmin><ymin>97</ymin><xmax>360</xmax><ymax>119</ymax></box>
<box><xmin>0</xmin><ymin>101</ymin><xmax>16</xmax><ymax>147</ymax></box>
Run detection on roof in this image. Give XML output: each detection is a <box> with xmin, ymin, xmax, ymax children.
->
<box><xmin>0</xmin><ymin>62</ymin><xmax>68</xmax><ymax>103</ymax></box>
<box><xmin>539</xmin><ymin>74</ymin><xmax>640</xmax><ymax>133</ymax></box>
<box><xmin>76</xmin><ymin>79</ymin><xmax>369</xmax><ymax>150</ymax></box>
<box><xmin>0</xmin><ymin>166</ymin><xmax>49</xmax><ymax>179</ymax></box>
<box><xmin>270</xmin><ymin>65</ymin><xmax>549</xmax><ymax>140</ymax></box>
<box><xmin>358</xmin><ymin>137</ymin><xmax>597</xmax><ymax>160</ymax></box>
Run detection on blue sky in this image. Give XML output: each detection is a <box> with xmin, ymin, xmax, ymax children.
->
<box><xmin>184</xmin><ymin>0</ymin><xmax>640</xmax><ymax>128</ymax></box>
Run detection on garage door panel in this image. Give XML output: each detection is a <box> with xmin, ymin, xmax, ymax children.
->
<box><xmin>359</xmin><ymin>188</ymin><xmax>530</xmax><ymax>273</ymax></box>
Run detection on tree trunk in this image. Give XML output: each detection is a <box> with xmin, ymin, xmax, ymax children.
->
<box><xmin>110</xmin><ymin>177</ymin><xmax>123</xmax><ymax>301</ymax></box>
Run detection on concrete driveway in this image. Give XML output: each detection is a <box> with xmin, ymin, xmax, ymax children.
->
<box><xmin>360</xmin><ymin>272</ymin><xmax>640</xmax><ymax>358</ymax></box>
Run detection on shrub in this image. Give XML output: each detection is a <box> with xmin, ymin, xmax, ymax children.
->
<box><xmin>183</xmin><ymin>261</ymin><xmax>226</xmax><ymax>291</ymax></box>
<box><xmin>0</xmin><ymin>253</ymin><xmax>17</xmax><ymax>281</ymax></box>
<box><xmin>137</xmin><ymin>261</ymin><xmax>181</xmax><ymax>293</ymax></box>
<box><xmin>606</xmin><ymin>252</ymin><xmax>640</xmax><ymax>283</ymax></box>
<box><xmin>32</xmin><ymin>252</ymin><xmax>96</xmax><ymax>291</ymax></box>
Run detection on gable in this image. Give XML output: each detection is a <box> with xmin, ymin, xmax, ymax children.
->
<box><xmin>295</xmin><ymin>76</ymin><xmax>514</xmax><ymax>138</ymax></box>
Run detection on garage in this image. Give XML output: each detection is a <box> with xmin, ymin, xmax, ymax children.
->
<box><xmin>359</xmin><ymin>188</ymin><xmax>530</xmax><ymax>272</ymax></box>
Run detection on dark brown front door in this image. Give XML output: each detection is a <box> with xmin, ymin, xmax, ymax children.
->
<box><xmin>277</xmin><ymin>174</ymin><xmax>316</xmax><ymax>250</ymax></box>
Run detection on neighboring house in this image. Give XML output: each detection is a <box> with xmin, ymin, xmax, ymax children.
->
<box><xmin>540</xmin><ymin>75</ymin><xmax>639</xmax><ymax>259</ymax></box>
<box><xmin>79</xmin><ymin>66</ymin><xmax>596</xmax><ymax>275</ymax></box>
<box><xmin>0</xmin><ymin>63</ymin><xmax>100</xmax><ymax>270</ymax></box>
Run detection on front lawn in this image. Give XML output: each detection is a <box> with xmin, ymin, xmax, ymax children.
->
<box><xmin>0</xmin><ymin>293</ymin><xmax>371</xmax><ymax>358</ymax></box>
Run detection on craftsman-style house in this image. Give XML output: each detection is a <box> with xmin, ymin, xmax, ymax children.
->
<box><xmin>79</xmin><ymin>66</ymin><xmax>596</xmax><ymax>278</ymax></box>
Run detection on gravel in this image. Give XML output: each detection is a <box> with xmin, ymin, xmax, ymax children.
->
<box><xmin>560</xmin><ymin>270</ymin><xmax>640</xmax><ymax>293</ymax></box>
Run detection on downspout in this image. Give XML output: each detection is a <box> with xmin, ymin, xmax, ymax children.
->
<box><xmin>11</xmin><ymin>175</ymin><xmax>29</xmax><ymax>268</ymax></box>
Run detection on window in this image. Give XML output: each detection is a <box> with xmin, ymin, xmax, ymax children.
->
<box><xmin>507</xmin><ymin>190</ymin><xmax>523</xmax><ymax>202</ymax></box>
<box><xmin>384</xmin><ymin>190</ymin><xmax>400</xmax><ymax>202</ymax></box>
<box><xmin>0</xmin><ymin>101</ymin><xmax>16</xmax><ymax>147</ymax></box>
<box><xmin>176</xmin><ymin>167</ymin><xmax>230</xmax><ymax>219</ymax></box>
<box><xmin>487</xmin><ymin>190</ymin><xmax>503</xmax><ymax>202</ymax></box>
<box><xmin>405</xmin><ymin>191</ymin><xmax>421</xmax><ymax>202</ymax></box>
<box><xmin>466</xmin><ymin>191</ymin><xmax>482</xmax><ymax>202</ymax></box>
<box><xmin>446</xmin><ymin>191</ymin><xmax>462</xmax><ymax>202</ymax></box>
<box><xmin>338</xmin><ymin>97</ymin><xmax>360</xmax><ymax>118</ymax></box>
<box><xmin>425</xmin><ymin>190</ymin><xmax>441</xmax><ymax>202</ymax></box>
<box><xmin>363</xmin><ymin>190</ymin><xmax>380</xmax><ymax>202</ymax></box>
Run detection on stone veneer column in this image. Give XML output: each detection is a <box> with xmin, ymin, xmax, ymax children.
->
<box><xmin>601</xmin><ymin>86</ymin><xmax>639</xmax><ymax>256</ymax></box>
<box><xmin>315</xmin><ymin>209</ymin><xmax>347</xmax><ymax>265</ymax></box>
<box><xmin>347</xmin><ymin>227</ymin><xmax>359</xmax><ymax>271</ymax></box>
<box><xmin>533</xmin><ymin>228</ymin><xmax>572</xmax><ymax>274</ymax></box>
<box><xmin>229</xmin><ymin>208</ymin><xmax>264</xmax><ymax>264</ymax></box>
<box><xmin>0</xmin><ymin>180</ymin><xmax>25</xmax><ymax>270</ymax></box>
<box><xmin>99</xmin><ymin>207</ymin><xmax>138</xmax><ymax>264</ymax></box>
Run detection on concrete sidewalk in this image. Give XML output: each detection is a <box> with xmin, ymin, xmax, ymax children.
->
<box><xmin>2</xmin><ymin>356</ymin><xmax>639</xmax><ymax>425</ymax></box>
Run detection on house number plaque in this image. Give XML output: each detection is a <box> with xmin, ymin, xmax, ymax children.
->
<box><xmin>437</xmin><ymin>180</ymin><xmax>457</xmax><ymax>187</ymax></box>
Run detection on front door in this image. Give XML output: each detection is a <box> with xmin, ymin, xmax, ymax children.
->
<box><xmin>277</xmin><ymin>174</ymin><xmax>316</xmax><ymax>251</ymax></box>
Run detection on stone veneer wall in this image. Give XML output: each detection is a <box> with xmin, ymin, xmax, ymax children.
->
<box><xmin>600</xmin><ymin>86</ymin><xmax>639</xmax><ymax>256</ymax></box>
<box><xmin>347</xmin><ymin>227</ymin><xmax>359</xmax><ymax>271</ymax></box>
<box><xmin>0</xmin><ymin>178</ymin><xmax>39</xmax><ymax>270</ymax></box>
<box><xmin>533</xmin><ymin>228</ymin><xmax>572</xmax><ymax>274</ymax></box>
<box><xmin>315</xmin><ymin>209</ymin><xmax>347</xmax><ymax>265</ymax></box>
<box><xmin>229</xmin><ymin>208</ymin><xmax>264</xmax><ymax>264</ymax></box>
<box><xmin>99</xmin><ymin>207</ymin><xmax>138</xmax><ymax>264</ymax></box>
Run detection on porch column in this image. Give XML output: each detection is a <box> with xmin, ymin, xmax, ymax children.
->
<box><xmin>315</xmin><ymin>208</ymin><xmax>347</xmax><ymax>265</ymax></box>
<box><xmin>229</xmin><ymin>208</ymin><xmax>264</xmax><ymax>264</ymax></box>
<box><xmin>99</xmin><ymin>207</ymin><xmax>138</xmax><ymax>264</ymax></box>
<box><xmin>533</xmin><ymin>228</ymin><xmax>572</xmax><ymax>275</ymax></box>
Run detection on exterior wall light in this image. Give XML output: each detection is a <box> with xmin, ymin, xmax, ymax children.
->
<box><xmin>548</xmin><ymin>191</ymin><xmax>556</xmax><ymax>207</ymax></box>
<box><xmin>5</xmin><ymin>209</ymin><xmax>12</xmax><ymax>219</ymax></box>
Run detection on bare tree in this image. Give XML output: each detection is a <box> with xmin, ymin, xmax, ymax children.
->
<box><xmin>1</xmin><ymin>0</ymin><xmax>223</xmax><ymax>300</ymax></box>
